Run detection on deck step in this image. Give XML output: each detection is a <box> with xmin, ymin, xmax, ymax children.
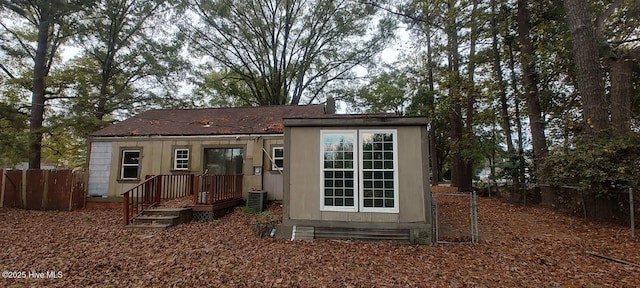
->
<box><xmin>142</xmin><ymin>207</ymin><xmax>192</xmax><ymax>216</ymax></box>
<box><xmin>132</xmin><ymin>215</ymin><xmax>180</xmax><ymax>226</ymax></box>
<box><xmin>125</xmin><ymin>223</ymin><xmax>173</xmax><ymax>230</ymax></box>
<box><xmin>127</xmin><ymin>207</ymin><xmax>193</xmax><ymax>230</ymax></box>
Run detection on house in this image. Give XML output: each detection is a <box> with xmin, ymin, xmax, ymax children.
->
<box><xmin>87</xmin><ymin>105</ymin><xmax>433</xmax><ymax>244</ymax></box>
<box><xmin>277</xmin><ymin>114</ymin><xmax>433</xmax><ymax>244</ymax></box>
<box><xmin>87</xmin><ymin>105</ymin><xmax>327</xmax><ymax>202</ymax></box>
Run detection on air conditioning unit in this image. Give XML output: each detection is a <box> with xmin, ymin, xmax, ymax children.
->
<box><xmin>247</xmin><ymin>191</ymin><xmax>268</xmax><ymax>212</ymax></box>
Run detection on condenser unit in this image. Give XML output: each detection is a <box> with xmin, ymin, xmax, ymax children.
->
<box><xmin>247</xmin><ymin>191</ymin><xmax>268</xmax><ymax>212</ymax></box>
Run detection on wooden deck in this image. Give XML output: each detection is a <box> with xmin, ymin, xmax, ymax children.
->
<box><xmin>191</xmin><ymin>198</ymin><xmax>245</xmax><ymax>212</ymax></box>
<box><xmin>122</xmin><ymin>174</ymin><xmax>244</xmax><ymax>225</ymax></box>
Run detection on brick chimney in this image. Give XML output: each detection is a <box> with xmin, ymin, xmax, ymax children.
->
<box><xmin>325</xmin><ymin>96</ymin><xmax>336</xmax><ymax>114</ymax></box>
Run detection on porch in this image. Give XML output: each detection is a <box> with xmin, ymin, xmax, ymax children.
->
<box><xmin>121</xmin><ymin>174</ymin><xmax>244</xmax><ymax>227</ymax></box>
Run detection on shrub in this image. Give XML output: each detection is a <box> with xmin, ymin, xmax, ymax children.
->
<box><xmin>542</xmin><ymin>131</ymin><xmax>640</xmax><ymax>197</ymax></box>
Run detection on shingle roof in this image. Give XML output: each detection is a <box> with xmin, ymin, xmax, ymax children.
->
<box><xmin>91</xmin><ymin>105</ymin><xmax>326</xmax><ymax>137</ymax></box>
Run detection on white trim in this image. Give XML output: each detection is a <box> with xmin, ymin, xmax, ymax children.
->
<box><xmin>120</xmin><ymin>149</ymin><xmax>140</xmax><ymax>180</ymax></box>
<box><xmin>358</xmin><ymin>130</ymin><xmax>399</xmax><ymax>213</ymax></box>
<box><xmin>173</xmin><ymin>148</ymin><xmax>190</xmax><ymax>170</ymax></box>
<box><xmin>320</xmin><ymin>130</ymin><xmax>358</xmax><ymax>212</ymax></box>
<box><xmin>271</xmin><ymin>146</ymin><xmax>284</xmax><ymax>171</ymax></box>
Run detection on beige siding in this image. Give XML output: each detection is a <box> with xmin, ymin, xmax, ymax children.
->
<box><xmin>99</xmin><ymin>136</ymin><xmax>283</xmax><ymax>198</ymax></box>
<box><xmin>287</xmin><ymin>126</ymin><xmax>429</xmax><ymax>224</ymax></box>
<box><xmin>289</xmin><ymin>128</ymin><xmax>322</xmax><ymax>219</ymax></box>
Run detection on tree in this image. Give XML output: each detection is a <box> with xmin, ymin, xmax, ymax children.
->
<box><xmin>490</xmin><ymin>0</ymin><xmax>519</xmax><ymax>193</ymax></box>
<box><xmin>563</xmin><ymin>0</ymin><xmax>609</xmax><ymax>133</ymax></box>
<box><xmin>0</xmin><ymin>97</ymin><xmax>28</xmax><ymax>167</ymax></box>
<box><xmin>0</xmin><ymin>0</ymin><xmax>92</xmax><ymax>169</ymax></box>
<box><xmin>186</xmin><ymin>0</ymin><xmax>395</xmax><ymax>105</ymax></box>
<box><xmin>347</xmin><ymin>69</ymin><xmax>410</xmax><ymax>114</ymax></box>
<box><xmin>69</xmin><ymin>0</ymin><xmax>188</xmax><ymax>135</ymax></box>
<box><xmin>516</xmin><ymin>0</ymin><xmax>548</xmax><ymax>191</ymax></box>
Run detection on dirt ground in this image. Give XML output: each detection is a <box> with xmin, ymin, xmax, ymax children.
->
<box><xmin>0</xmin><ymin>188</ymin><xmax>638</xmax><ymax>287</ymax></box>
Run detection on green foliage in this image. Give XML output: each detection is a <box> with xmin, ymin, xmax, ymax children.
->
<box><xmin>0</xmin><ymin>100</ymin><xmax>28</xmax><ymax>167</ymax></box>
<box><xmin>345</xmin><ymin>69</ymin><xmax>409</xmax><ymax>114</ymax></box>
<box><xmin>70</xmin><ymin>0</ymin><xmax>188</xmax><ymax>133</ymax></box>
<box><xmin>542</xmin><ymin>132</ymin><xmax>640</xmax><ymax>195</ymax></box>
<box><xmin>41</xmin><ymin>113</ymin><xmax>87</xmax><ymax>168</ymax></box>
<box><xmin>187</xmin><ymin>0</ymin><xmax>396</xmax><ymax>105</ymax></box>
<box><xmin>191</xmin><ymin>69</ymin><xmax>256</xmax><ymax>107</ymax></box>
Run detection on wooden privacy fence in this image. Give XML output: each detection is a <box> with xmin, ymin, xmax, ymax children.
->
<box><xmin>0</xmin><ymin>169</ymin><xmax>86</xmax><ymax>211</ymax></box>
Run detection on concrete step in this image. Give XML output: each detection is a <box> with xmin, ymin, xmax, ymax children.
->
<box><xmin>314</xmin><ymin>227</ymin><xmax>410</xmax><ymax>242</ymax></box>
<box><xmin>125</xmin><ymin>223</ymin><xmax>173</xmax><ymax>230</ymax></box>
<box><xmin>291</xmin><ymin>226</ymin><xmax>314</xmax><ymax>241</ymax></box>
<box><xmin>132</xmin><ymin>215</ymin><xmax>180</xmax><ymax>226</ymax></box>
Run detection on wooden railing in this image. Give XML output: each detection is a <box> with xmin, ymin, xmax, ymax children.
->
<box><xmin>121</xmin><ymin>174</ymin><xmax>195</xmax><ymax>225</ymax></box>
<box><xmin>193</xmin><ymin>174</ymin><xmax>243</xmax><ymax>205</ymax></box>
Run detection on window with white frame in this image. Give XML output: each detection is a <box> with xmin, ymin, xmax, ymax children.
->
<box><xmin>360</xmin><ymin>131</ymin><xmax>398</xmax><ymax>212</ymax></box>
<box><xmin>120</xmin><ymin>149</ymin><xmax>140</xmax><ymax>180</ymax></box>
<box><xmin>321</xmin><ymin>130</ymin><xmax>398</xmax><ymax>213</ymax></box>
<box><xmin>174</xmin><ymin>148</ymin><xmax>189</xmax><ymax>170</ymax></box>
<box><xmin>272</xmin><ymin>147</ymin><xmax>284</xmax><ymax>170</ymax></box>
<box><xmin>321</xmin><ymin>131</ymin><xmax>357</xmax><ymax>212</ymax></box>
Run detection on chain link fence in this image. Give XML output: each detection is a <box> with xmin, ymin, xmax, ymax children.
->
<box><xmin>433</xmin><ymin>190</ymin><xmax>479</xmax><ymax>243</ymax></box>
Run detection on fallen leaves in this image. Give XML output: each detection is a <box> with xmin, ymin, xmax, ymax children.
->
<box><xmin>0</xmin><ymin>189</ymin><xmax>639</xmax><ymax>287</ymax></box>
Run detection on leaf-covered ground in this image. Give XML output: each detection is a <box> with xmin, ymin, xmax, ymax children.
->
<box><xmin>1</xmin><ymin>188</ymin><xmax>639</xmax><ymax>287</ymax></box>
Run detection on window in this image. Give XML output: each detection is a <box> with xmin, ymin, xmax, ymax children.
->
<box><xmin>321</xmin><ymin>130</ymin><xmax>398</xmax><ymax>213</ymax></box>
<box><xmin>174</xmin><ymin>148</ymin><xmax>189</xmax><ymax>170</ymax></box>
<box><xmin>204</xmin><ymin>148</ymin><xmax>244</xmax><ymax>174</ymax></box>
<box><xmin>120</xmin><ymin>149</ymin><xmax>140</xmax><ymax>180</ymax></box>
<box><xmin>321</xmin><ymin>131</ymin><xmax>357</xmax><ymax>212</ymax></box>
<box><xmin>272</xmin><ymin>147</ymin><xmax>284</xmax><ymax>170</ymax></box>
<box><xmin>360</xmin><ymin>131</ymin><xmax>398</xmax><ymax>212</ymax></box>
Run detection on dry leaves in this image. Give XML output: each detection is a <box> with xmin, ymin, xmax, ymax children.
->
<box><xmin>0</xmin><ymin>188</ymin><xmax>639</xmax><ymax>287</ymax></box>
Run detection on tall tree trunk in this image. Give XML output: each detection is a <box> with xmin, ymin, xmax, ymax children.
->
<box><xmin>564</xmin><ymin>0</ymin><xmax>609</xmax><ymax>132</ymax></box>
<box><xmin>492</xmin><ymin>0</ymin><xmax>517</xmax><ymax>193</ymax></box>
<box><xmin>426</xmin><ymin>30</ymin><xmax>439</xmax><ymax>185</ymax></box>
<box><xmin>461</xmin><ymin>0</ymin><xmax>480</xmax><ymax>192</ymax></box>
<box><xmin>609</xmin><ymin>53</ymin><xmax>634</xmax><ymax>132</ymax></box>
<box><xmin>446</xmin><ymin>0</ymin><xmax>466</xmax><ymax>191</ymax></box>
<box><xmin>517</xmin><ymin>0</ymin><xmax>550</xmax><ymax>203</ymax></box>
<box><xmin>29</xmin><ymin>6</ymin><xmax>51</xmax><ymax>170</ymax></box>
<box><xmin>507</xmin><ymin>37</ymin><xmax>527</xmax><ymax>201</ymax></box>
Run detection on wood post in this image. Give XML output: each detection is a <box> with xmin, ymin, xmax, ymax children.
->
<box><xmin>123</xmin><ymin>192</ymin><xmax>129</xmax><ymax>225</ymax></box>
<box><xmin>41</xmin><ymin>170</ymin><xmax>48</xmax><ymax>210</ymax></box>
<box><xmin>21</xmin><ymin>170</ymin><xmax>27</xmax><ymax>209</ymax></box>
<box><xmin>208</xmin><ymin>175</ymin><xmax>214</xmax><ymax>204</ymax></box>
<box><xmin>155</xmin><ymin>176</ymin><xmax>162</xmax><ymax>204</ymax></box>
<box><xmin>630</xmin><ymin>188</ymin><xmax>635</xmax><ymax>238</ymax></box>
<box><xmin>193</xmin><ymin>175</ymin><xmax>199</xmax><ymax>204</ymax></box>
<box><xmin>0</xmin><ymin>169</ymin><xmax>5</xmax><ymax>208</ymax></box>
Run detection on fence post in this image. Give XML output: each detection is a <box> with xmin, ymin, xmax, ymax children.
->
<box><xmin>523</xmin><ymin>183</ymin><xmax>527</xmax><ymax>208</ymax></box>
<box><xmin>0</xmin><ymin>169</ymin><xmax>5</xmax><ymax>208</ymax></box>
<box><xmin>123</xmin><ymin>192</ymin><xmax>129</xmax><ymax>225</ymax></box>
<box><xmin>630</xmin><ymin>188</ymin><xmax>635</xmax><ymax>238</ymax></box>
<box><xmin>42</xmin><ymin>170</ymin><xmax>49</xmax><ymax>210</ymax></box>
<box><xmin>21</xmin><ymin>170</ymin><xmax>27</xmax><ymax>209</ymax></box>
<box><xmin>68</xmin><ymin>171</ymin><xmax>74</xmax><ymax>211</ymax></box>
<box><xmin>581</xmin><ymin>189</ymin><xmax>587</xmax><ymax>220</ymax></box>
<box><xmin>155</xmin><ymin>176</ymin><xmax>162</xmax><ymax>204</ymax></box>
